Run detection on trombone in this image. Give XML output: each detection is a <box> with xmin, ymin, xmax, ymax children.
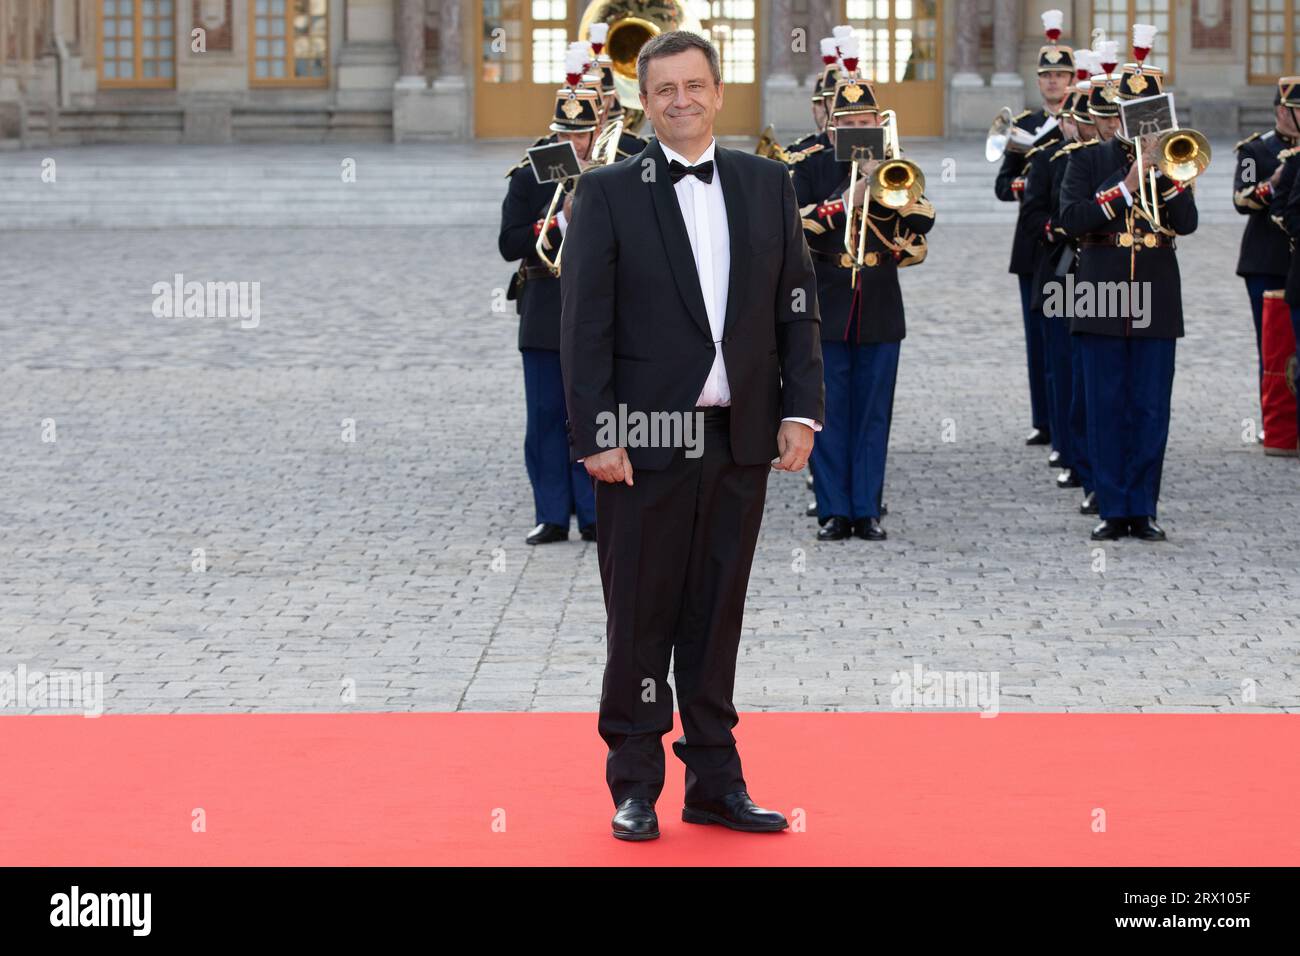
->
<box><xmin>536</xmin><ymin>117</ymin><xmax>622</xmax><ymax>277</ymax></box>
<box><xmin>871</xmin><ymin>110</ymin><xmax>925</xmax><ymax>209</ymax></box>
<box><xmin>1132</xmin><ymin>123</ymin><xmax>1210</xmax><ymax>231</ymax></box>
<box><xmin>842</xmin><ymin>109</ymin><xmax>925</xmax><ymax>286</ymax></box>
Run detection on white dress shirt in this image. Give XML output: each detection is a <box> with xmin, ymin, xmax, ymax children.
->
<box><xmin>659</xmin><ymin>138</ymin><xmax>819</xmax><ymax>432</ymax></box>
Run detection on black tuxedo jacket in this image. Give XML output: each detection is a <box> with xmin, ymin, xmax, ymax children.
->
<box><xmin>560</xmin><ymin>136</ymin><xmax>825</xmax><ymax>471</ymax></box>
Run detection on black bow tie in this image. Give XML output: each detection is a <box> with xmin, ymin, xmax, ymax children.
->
<box><xmin>668</xmin><ymin>158</ymin><xmax>714</xmax><ymax>185</ymax></box>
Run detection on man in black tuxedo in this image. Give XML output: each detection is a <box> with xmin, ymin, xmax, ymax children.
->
<box><xmin>560</xmin><ymin>30</ymin><xmax>825</xmax><ymax>841</ymax></box>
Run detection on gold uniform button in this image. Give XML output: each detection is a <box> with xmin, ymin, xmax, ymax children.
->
<box><xmin>1142</xmin><ymin>233</ymin><xmax>1157</xmax><ymax>248</ymax></box>
<box><xmin>1118</xmin><ymin>233</ymin><xmax>1133</xmax><ymax>248</ymax></box>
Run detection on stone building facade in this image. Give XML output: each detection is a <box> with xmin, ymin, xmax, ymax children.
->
<box><xmin>0</xmin><ymin>1</ymin><xmax>1286</xmax><ymax>145</ymax></box>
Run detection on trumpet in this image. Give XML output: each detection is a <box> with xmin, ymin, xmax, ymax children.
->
<box><xmin>843</xmin><ymin>109</ymin><xmax>925</xmax><ymax>285</ymax></box>
<box><xmin>536</xmin><ymin>118</ymin><xmax>622</xmax><ymax>277</ymax></box>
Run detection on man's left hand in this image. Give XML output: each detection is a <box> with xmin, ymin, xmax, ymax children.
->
<box><xmin>772</xmin><ymin>421</ymin><xmax>814</xmax><ymax>472</ymax></box>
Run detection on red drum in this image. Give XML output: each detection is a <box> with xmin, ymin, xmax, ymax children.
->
<box><xmin>1261</xmin><ymin>290</ymin><xmax>1298</xmax><ymax>456</ymax></box>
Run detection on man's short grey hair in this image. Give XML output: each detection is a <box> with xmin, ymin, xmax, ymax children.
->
<box><xmin>636</xmin><ymin>31</ymin><xmax>722</xmax><ymax>95</ymax></box>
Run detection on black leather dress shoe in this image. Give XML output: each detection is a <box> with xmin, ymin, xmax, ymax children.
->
<box><xmin>682</xmin><ymin>791</ymin><xmax>788</xmax><ymax>832</ymax></box>
<box><xmin>1128</xmin><ymin>516</ymin><xmax>1167</xmax><ymax>541</ymax></box>
<box><xmin>1025</xmin><ymin>427</ymin><xmax>1051</xmax><ymax>445</ymax></box>
<box><xmin>817</xmin><ymin>516</ymin><xmax>851</xmax><ymax>540</ymax></box>
<box><xmin>853</xmin><ymin>516</ymin><xmax>887</xmax><ymax>541</ymax></box>
<box><xmin>579</xmin><ymin>525</ymin><xmax>597</xmax><ymax>542</ymax></box>
<box><xmin>1090</xmin><ymin>518</ymin><xmax>1128</xmax><ymax>541</ymax></box>
<box><xmin>806</xmin><ymin>500</ymin><xmax>818</xmax><ymax>518</ymax></box>
<box><xmin>1056</xmin><ymin>469</ymin><xmax>1082</xmax><ymax>488</ymax></box>
<box><xmin>526</xmin><ymin>523</ymin><xmax>568</xmax><ymax>545</ymax></box>
<box><xmin>611</xmin><ymin>797</ymin><xmax>659</xmax><ymax>841</ymax></box>
<box><xmin>1047</xmin><ymin>449</ymin><xmax>1062</xmax><ymax>468</ymax></box>
<box><xmin>1079</xmin><ymin>491</ymin><xmax>1098</xmax><ymax>515</ymax></box>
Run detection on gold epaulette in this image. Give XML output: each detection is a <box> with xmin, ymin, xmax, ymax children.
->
<box><xmin>1050</xmin><ymin>139</ymin><xmax>1095</xmax><ymax>161</ymax></box>
<box><xmin>1024</xmin><ymin>142</ymin><xmax>1049</xmax><ymax>160</ymax></box>
<box><xmin>505</xmin><ymin>136</ymin><xmax>551</xmax><ymax>177</ymax></box>
<box><xmin>1013</xmin><ymin>108</ymin><xmax>1034</xmax><ymax>122</ymax></box>
<box><xmin>785</xmin><ymin>142</ymin><xmax>826</xmax><ymax>165</ymax></box>
<box><xmin>1234</xmin><ymin>131</ymin><xmax>1264</xmax><ymax>152</ymax></box>
<box><xmin>1279</xmin><ymin>145</ymin><xmax>1300</xmax><ymax>162</ymax></box>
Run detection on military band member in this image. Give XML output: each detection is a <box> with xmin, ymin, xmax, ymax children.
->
<box><xmin>996</xmin><ymin>14</ymin><xmax>1075</xmax><ymax>448</ymax></box>
<box><xmin>792</xmin><ymin>67</ymin><xmax>935</xmax><ymax>541</ymax></box>
<box><xmin>499</xmin><ymin>78</ymin><xmax>602</xmax><ymax>544</ymax></box>
<box><xmin>1020</xmin><ymin>47</ymin><xmax>1083</xmax><ymax>489</ymax></box>
<box><xmin>1279</xmin><ymin>121</ymin><xmax>1300</xmax><ymax>450</ymax></box>
<box><xmin>1059</xmin><ymin>56</ymin><xmax>1199</xmax><ymax>541</ymax></box>
<box><xmin>1233</xmin><ymin>77</ymin><xmax>1300</xmax><ymax>426</ymax></box>
<box><xmin>1059</xmin><ymin>71</ymin><xmax>1103</xmax><ymax>514</ymax></box>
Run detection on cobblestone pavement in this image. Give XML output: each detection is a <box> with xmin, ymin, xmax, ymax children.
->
<box><xmin>2</xmin><ymin>189</ymin><xmax>1298</xmax><ymax>714</ymax></box>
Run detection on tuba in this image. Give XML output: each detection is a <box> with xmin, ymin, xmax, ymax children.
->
<box><xmin>577</xmin><ymin>0</ymin><xmax>700</xmax><ymax>133</ymax></box>
<box><xmin>985</xmin><ymin>106</ymin><xmax>1019</xmax><ymax>162</ymax></box>
<box><xmin>985</xmin><ymin>106</ymin><xmax>1058</xmax><ymax>162</ymax></box>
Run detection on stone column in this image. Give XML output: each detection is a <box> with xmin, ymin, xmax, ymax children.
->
<box><xmin>762</xmin><ymin>0</ymin><xmax>807</xmax><ymax>139</ymax></box>
<box><xmin>397</xmin><ymin>0</ymin><xmax>468</xmax><ymax>142</ymax></box>
<box><xmin>952</xmin><ymin>0</ymin><xmax>981</xmax><ymax>85</ymax></box>
<box><xmin>436</xmin><ymin>0</ymin><xmax>464</xmax><ymax>82</ymax></box>
<box><xmin>947</xmin><ymin>0</ymin><xmax>1005</xmax><ymax>134</ymax></box>
<box><xmin>768</xmin><ymin>0</ymin><xmax>794</xmax><ymax>78</ymax></box>
<box><xmin>992</xmin><ymin>0</ymin><xmax>1021</xmax><ymax>88</ymax></box>
<box><xmin>396</xmin><ymin>0</ymin><xmax>426</xmax><ymax>88</ymax></box>
<box><xmin>337</xmin><ymin>0</ymin><xmax>401</xmax><ymax>110</ymax></box>
<box><xmin>986</xmin><ymin>0</ymin><xmax>1026</xmax><ymax>125</ymax></box>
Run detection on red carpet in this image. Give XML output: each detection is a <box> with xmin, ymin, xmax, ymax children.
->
<box><xmin>0</xmin><ymin>713</ymin><xmax>1295</xmax><ymax>866</ymax></box>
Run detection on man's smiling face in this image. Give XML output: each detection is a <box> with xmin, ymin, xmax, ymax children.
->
<box><xmin>640</xmin><ymin>49</ymin><xmax>723</xmax><ymax>145</ymax></box>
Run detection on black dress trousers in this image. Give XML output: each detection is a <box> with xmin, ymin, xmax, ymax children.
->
<box><xmin>594</xmin><ymin>407</ymin><xmax>769</xmax><ymax>807</ymax></box>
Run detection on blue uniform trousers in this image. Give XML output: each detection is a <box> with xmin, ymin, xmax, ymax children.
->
<box><xmin>810</xmin><ymin>340</ymin><xmax>900</xmax><ymax>522</ymax></box>
<box><xmin>1077</xmin><ymin>334</ymin><xmax>1176</xmax><ymax>521</ymax></box>
<box><xmin>1292</xmin><ymin>305</ymin><xmax>1300</xmax><ymax>442</ymax></box>
<box><xmin>1019</xmin><ymin>274</ymin><xmax>1050</xmax><ymax>431</ymax></box>
<box><xmin>521</xmin><ymin>347</ymin><xmax>596</xmax><ymax>529</ymax></box>
<box><xmin>1068</xmin><ymin>333</ymin><xmax>1093</xmax><ymax>493</ymax></box>
<box><xmin>1043</xmin><ymin>311</ymin><xmax>1074</xmax><ymax>467</ymax></box>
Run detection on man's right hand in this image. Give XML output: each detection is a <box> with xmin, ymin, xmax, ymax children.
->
<box><xmin>584</xmin><ymin>447</ymin><xmax>634</xmax><ymax>485</ymax></box>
